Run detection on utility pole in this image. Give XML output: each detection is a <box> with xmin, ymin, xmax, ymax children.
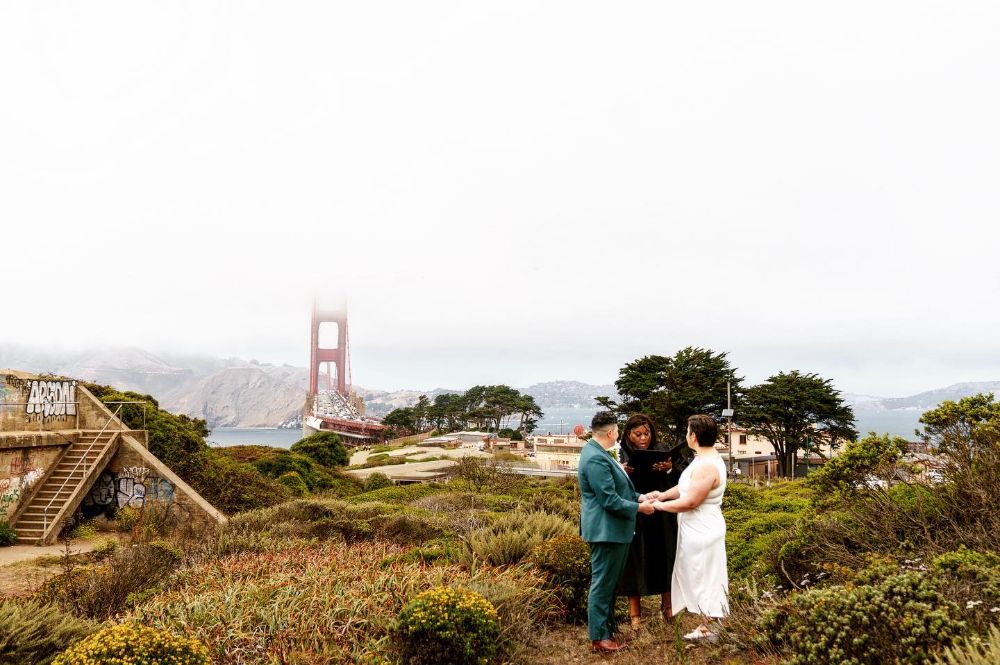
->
<box><xmin>722</xmin><ymin>379</ymin><xmax>734</xmax><ymax>478</ymax></box>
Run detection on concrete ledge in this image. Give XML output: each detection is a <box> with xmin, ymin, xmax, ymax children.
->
<box><xmin>0</xmin><ymin>431</ymin><xmax>75</xmax><ymax>449</ymax></box>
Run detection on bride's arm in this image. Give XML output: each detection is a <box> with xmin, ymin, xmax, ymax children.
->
<box><xmin>651</xmin><ymin>465</ymin><xmax>717</xmax><ymax>513</ymax></box>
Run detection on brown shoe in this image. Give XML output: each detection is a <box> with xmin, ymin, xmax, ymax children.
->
<box><xmin>591</xmin><ymin>639</ymin><xmax>627</xmax><ymax>653</ymax></box>
<box><xmin>630</xmin><ymin>616</ymin><xmax>642</xmax><ymax>630</ymax></box>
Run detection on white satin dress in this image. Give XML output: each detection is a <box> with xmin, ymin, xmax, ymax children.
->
<box><xmin>670</xmin><ymin>454</ymin><xmax>730</xmax><ymax>618</ymax></box>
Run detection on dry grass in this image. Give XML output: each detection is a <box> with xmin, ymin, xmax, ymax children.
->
<box><xmin>523</xmin><ymin>599</ymin><xmax>772</xmax><ymax>665</ymax></box>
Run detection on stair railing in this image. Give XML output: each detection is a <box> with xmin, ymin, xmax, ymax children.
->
<box><xmin>40</xmin><ymin>403</ymin><xmax>124</xmax><ymax>537</ymax></box>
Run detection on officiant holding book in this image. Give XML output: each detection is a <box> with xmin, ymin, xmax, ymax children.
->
<box><xmin>618</xmin><ymin>414</ymin><xmax>686</xmax><ymax>628</ymax></box>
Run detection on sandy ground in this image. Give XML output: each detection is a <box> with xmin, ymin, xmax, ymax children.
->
<box><xmin>0</xmin><ymin>540</ymin><xmax>96</xmax><ymax>597</ymax></box>
<box><xmin>346</xmin><ymin>444</ymin><xmax>494</xmax><ymax>480</ymax></box>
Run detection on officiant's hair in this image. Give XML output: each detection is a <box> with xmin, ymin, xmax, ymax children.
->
<box><xmin>591</xmin><ymin>411</ymin><xmax>618</xmax><ymax>433</ymax></box>
<box><xmin>687</xmin><ymin>414</ymin><xmax>719</xmax><ymax>447</ymax></box>
<box><xmin>621</xmin><ymin>414</ymin><xmax>658</xmax><ymax>448</ymax></box>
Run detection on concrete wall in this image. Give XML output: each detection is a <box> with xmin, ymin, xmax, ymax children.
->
<box><xmin>2</xmin><ymin>369</ymin><xmax>226</xmax><ymax>532</ymax></box>
<box><xmin>0</xmin><ymin>442</ymin><xmax>66</xmax><ymax>520</ymax></box>
<box><xmin>85</xmin><ymin>435</ymin><xmax>226</xmax><ymax>530</ymax></box>
<box><xmin>1</xmin><ymin>372</ymin><xmax>80</xmax><ymax>431</ymax></box>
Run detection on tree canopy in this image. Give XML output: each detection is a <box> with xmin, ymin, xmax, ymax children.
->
<box><xmin>918</xmin><ymin>392</ymin><xmax>1000</xmax><ymax>461</ymax></box>
<box><xmin>599</xmin><ymin>347</ymin><xmax>742</xmax><ymax>446</ymax></box>
<box><xmin>382</xmin><ymin>385</ymin><xmax>542</xmax><ymax>437</ymax></box>
<box><xmin>740</xmin><ymin>371</ymin><xmax>857</xmax><ymax>477</ymax></box>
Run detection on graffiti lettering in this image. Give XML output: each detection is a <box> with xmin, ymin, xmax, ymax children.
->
<box><xmin>0</xmin><ymin>464</ymin><xmax>45</xmax><ymax>516</ymax></box>
<box><xmin>25</xmin><ymin>380</ymin><xmax>77</xmax><ymax>419</ymax></box>
<box><xmin>119</xmin><ymin>466</ymin><xmax>150</xmax><ymax>482</ymax></box>
<box><xmin>81</xmin><ymin>469</ymin><xmax>177</xmax><ymax>518</ymax></box>
<box><xmin>9</xmin><ymin>454</ymin><xmax>38</xmax><ymax>476</ymax></box>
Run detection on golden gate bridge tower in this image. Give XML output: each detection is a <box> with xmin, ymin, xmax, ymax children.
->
<box><xmin>303</xmin><ymin>304</ymin><xmax>387</xmax><ymax>444</ymax></box>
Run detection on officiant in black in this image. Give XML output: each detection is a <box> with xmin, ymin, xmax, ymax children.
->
<box><xmin>617</xmin><ymin>413</ymin><xmax>686</xmax><ymax>628</ymax></box>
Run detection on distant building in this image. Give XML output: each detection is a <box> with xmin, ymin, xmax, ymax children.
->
<box><xmin>715</xmin><ymin>425</ymin><xmax>845</xmax><ymax>478</ymax></box>
<box><xmin>531</xmin><ymin>433</ymin><xmax>586</xmax><ymax>471</ymax></box>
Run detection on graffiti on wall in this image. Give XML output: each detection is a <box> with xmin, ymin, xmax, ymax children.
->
<box><xmin>81</xmin><ymin>467</ymin><xmax>178</xmax><ymax>518</ymax></box>
<box><xmin>2</xmin><ymin>375</ymin><xmax>77</xmax><ymax>422</ymax></box>
<box><xmin>0</xmin><ymin>453</ymin><xmax>45</xmax><ymax>516</ymax></box>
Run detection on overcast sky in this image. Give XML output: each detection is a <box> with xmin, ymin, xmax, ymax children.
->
<box><xmin>2</xmin><ymin>2</ymin><xmax>999</xmax><ymax>397</ymax></box>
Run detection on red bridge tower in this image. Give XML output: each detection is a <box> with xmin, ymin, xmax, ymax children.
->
<box><xmin>309</xmin><ymin>304</ymin><xmax>348</xmax><ymax>396</ymax></box>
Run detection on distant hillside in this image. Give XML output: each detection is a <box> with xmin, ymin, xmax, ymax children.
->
<box><xmin>845</xmin><ymin>382</ymin><xmax>1000</xmax><ymax>413</ymax></box>
<box><xmin>4</xmin><ymin>344</ymin><xmax>999</xmax><ymax>433</ymax></box>
<box><xmin>524</xmin><ymin>381</ymin><xmax>619</xmax><ymax>408</ymax></box>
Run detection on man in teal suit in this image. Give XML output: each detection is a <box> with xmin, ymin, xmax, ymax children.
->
<box><xmin>579</xmin><ymin>411</ymin><xmax>655</xmax><ymax>652</ymax></box>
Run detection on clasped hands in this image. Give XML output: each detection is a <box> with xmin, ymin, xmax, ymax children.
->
<box><xmin>636</xmin><ymin>491</ymin><xmax>668</xmax><ymax>514</ymax></box>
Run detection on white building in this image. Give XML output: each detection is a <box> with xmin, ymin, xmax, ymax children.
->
<box><xmin>530</xmin><ymin>433</ymin><xmax>586</xmax><ymax>471</ymax></box>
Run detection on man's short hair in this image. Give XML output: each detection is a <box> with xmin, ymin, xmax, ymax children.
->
<box><xmin>591</xmin><ymin>411</ymin><xmax>618</xmax><ymax>433</ymax></box>
<box><xmin>687</xmin><ymin>414</ymin><xmax>719</xmax><ymax>447</ymax></box>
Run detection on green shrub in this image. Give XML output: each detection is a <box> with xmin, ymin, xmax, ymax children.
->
<box><xmin>379</xmin><ymin>513</ymin><xmax>445</xmax><ymax>546</ymax></box>
<box><xmin>185</xmin><ymin>449</ymin><xmax>290</xmax><ymax>514</ymax></box>
<box><xmin>0</xmin><ymin>599</ymin><xmax>97</xmax><ymax>665</ymax></box>
<box><xmin>85</xmin><ymin>384</ymin><xmax>208</xmax><ymax>471</ymax></box>
<box><xmin>935</xmin><ymin>624</ymin><xmax>1000</xmax><ymax>665</ymax></box>
<box><xmin>290</xmin><ymin>431</ymin><xmax>349</xmax><ymax>467</ymax></box>
<box><xmin>531</xmin><ymin>534</ymin><xmax>591</xmax><ymax>622</ymax></box>
<box><xmin>277</xmin><ymin>471</ymin><xmax>309</xmax><ymax>497</ymax></box>
<box><xmin>467</xmin><ymin>511</ymin><xmax>575</xmax><ymax>566</ymax></box>
<box><xmin>320</xmin><ymin>471</ymin><xmax>364</xmax><ymax>498</ymax></box>
<box><xmin>932</xmin><ymin>546</ymin><xmax>1000</xmax><ymax>633</ymax></box>
<box><xmin>363</xmin><ymin>472</ymin><xmax>395</xmax><ymax>492</ymax></box>
<box><xmin>392</xmin><ymin>586</ymin><xmax>500</xmax><ymax>665</ymax></box>
<box><xmin>218</xmin><ymin>446</ymin><xmax>338</xmax><ymax>492</ymax></box>
<box><xmin>724</xmin><ymin>480</ymin><xmax>814</xmax><ymax>582</ymax></box>
<box><xmin>92</xmin><ymin>537</ymin><xmax>117</xmax><ymax>558</ymax></box>
<box><xmin>115</xmin><ymin>505</ymin><xmax>142</xmax><ymax>533</ymax></box>
<box><xmin>347</xmin><ymin>483</ymin><xmax>449</xmax><ymax>505</ymax></box>
<box><xmin>52</xmin><ymin>623</ymin><xmax>210</xmax><ymax>665</ymax></box>
<box><xmin>760</xmin><ymin>572</ymin><xmax>964</xmax><ymax>664</ymax></box>
<box><xmin>807</xmin><ymin>434</ymin><xmax>910</xmax><ymax>496</ymax></box>
<box><xmin>0</xmin><ymin>522</ymin><xmax>17</xmax><ymax>546</ymax></box>
<box><xmin>69</xmin><ymin>522</ymin><xmax>97</xmax><ymax>540</ymax></box>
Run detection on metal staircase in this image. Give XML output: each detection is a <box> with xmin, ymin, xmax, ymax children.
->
<box><xmin>13</xmin><ymin>425</ymin><xmax>121</xmax><ymax>545</ymax></box>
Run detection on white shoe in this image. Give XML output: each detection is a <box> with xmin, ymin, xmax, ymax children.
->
<box><xmin>682</xmin><ymin>625</ymin><xmax>717</xmax><ymax>642</ymax></box>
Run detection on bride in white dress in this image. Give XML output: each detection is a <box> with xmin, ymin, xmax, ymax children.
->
<box><xmin>646</xmin><ymin>414</ymin><xmax>729</xmax><ymax>639</ymax></box>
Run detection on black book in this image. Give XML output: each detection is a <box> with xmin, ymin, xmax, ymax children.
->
<box><xmin>624</xmin><ymin>447</ymin><xmax>676</xmax><ymax>470</ymax></box>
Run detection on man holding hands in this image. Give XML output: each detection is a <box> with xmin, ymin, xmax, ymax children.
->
<box><xmin>578</xmin><ymin>411</ymin><xmax>656</xmax><ymax>653</ymax></box>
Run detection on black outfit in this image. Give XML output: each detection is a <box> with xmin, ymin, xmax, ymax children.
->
<box><xmin>616</xmin><ymin>442</ymin><xmax>686</xmax><ymax>597</ymax></box>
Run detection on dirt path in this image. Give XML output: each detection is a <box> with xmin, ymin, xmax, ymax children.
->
<box><xmin>0</xmin><ymin>541</ymin><xmax>96</xmax><ymax>597</ymax></box>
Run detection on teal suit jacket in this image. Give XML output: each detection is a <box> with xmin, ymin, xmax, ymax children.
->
<box><xmin>578</xmin><ymin>439</ymin><xmax>640</xmax><ymax>543</ymax></box>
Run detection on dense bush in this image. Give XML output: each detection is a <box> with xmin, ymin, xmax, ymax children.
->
<box><xmin>724</xmin><ymin>481</ymin><xmax>812</xmax><ymax>584</ymax></box>
<box><xmin>932</xmin><ymin>546</ymin><xmax>1000</xmax><ymax>634</ymax></box>
<box><xmin>452</xmin><ymin>457</ymin><xmax>525</xmax><ymax>494</ymax></box>
<box><xmin>362</xmin><ymin>472</ymin><xmax>395</xmax><ymax>492</ymax></box>
<box><xmin>216</xmin><ymin>445</ymin><xmax>338</xmax><ymax>493</ymax></box>
<box><xmin>185</xmin><ymin>449</ymin><xmax>290</xmax><ymax>514</ymax></box>
<box><xmin>531</xmin><ymin>534</ymin><xmax>591</xmax><ymax>622</ymax></box>
<box><xmin>760</xmin><ymin>572</ymin><xmax>964</xmax><ymax>664</ymax></box>
<box><xmin>290</xmin><ymin>431</ymin><xmax>349</xmax><ymax>467</ymax></box>
<box><xmin>467</xmin><ymin>510</ymin><xmax>575</xmax><ymax>566</ymax></box>
<box><xmin>37</xmin><ymin>541</ymin><xmax>183</xmax><ymax>620</ymax></box>
<box><xmin>84</xmin><ymin>384</ymin><xmax>207</xmax><ymax>470</ymax></box>
<box><xmin>392</xmin><ymin>586</ymin><xmax>500</xmax><ymax>665</ymax></box>
<box><xmin>277</xmin><ymin>470</ymin><xmax>309</xmax><ymax>497</ymax></box>
<box><xmin>0</xmin><ymin>521</ymin><xmax>17</xmax><ymax>546</ymax></box>
<box><xmin>52</xmin><ymin>623</ymin><xmax>210</xmax><ymax>665</ymax></box>
<box><xmin>0</xmin><ymin>599</ymin><xmax>97</xmax><ymax>665</ymax></box>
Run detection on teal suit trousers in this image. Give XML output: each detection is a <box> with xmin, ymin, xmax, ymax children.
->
<box><xmin>588</xmin><ymin>541</ymin><xmax>630</xmax><ymax>641</ymax></box>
